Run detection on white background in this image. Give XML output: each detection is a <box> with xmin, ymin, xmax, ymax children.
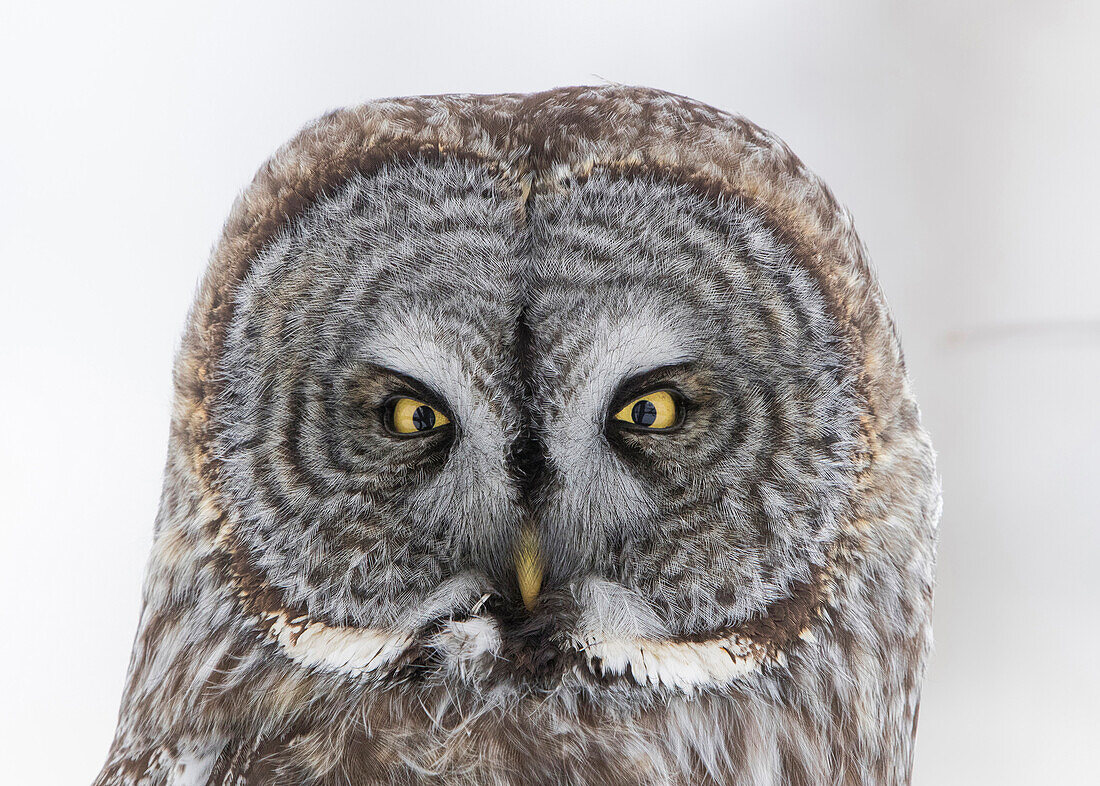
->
<box><xmin>2</xmin><ymin>1</ymin><xmax>1098</xmax><ymax>783</ymax></box>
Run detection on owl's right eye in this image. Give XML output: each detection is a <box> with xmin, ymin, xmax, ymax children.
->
<box><xmin>612</xmin><ymin>390</ymin><xmax>680</xmax><ymax>430</ymax></box>
<box><xmin>385</xmin><ymin>397</ymin><xmax>451</xmax><ymax>435</ymax></box>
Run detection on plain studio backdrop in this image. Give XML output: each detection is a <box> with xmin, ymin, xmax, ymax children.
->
<box><xmin>2</xmin><ymin>1</ymin><xmax>1097</xmax><ymax>783</ymax></box>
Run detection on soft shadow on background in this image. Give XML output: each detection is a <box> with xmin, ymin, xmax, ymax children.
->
<box><xmin>1</xmin><ymin>2</ymin><xmax>1096</xmax><ymax>783</ymax></box>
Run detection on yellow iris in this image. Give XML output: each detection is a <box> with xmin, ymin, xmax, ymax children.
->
<box><xmin>613</xmin><ymin>390</ymin><xmax>678</xmax><ymax>429</ymax></box>
<box><xmin>390</xmin><ymin>397</ymin><xmax>450</xmax><ymax>434</ymax></box>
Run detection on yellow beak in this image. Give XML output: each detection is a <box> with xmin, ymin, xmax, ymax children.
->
<box><xmin>514</xmin><ymin>525</ymin><xmax>543</xmax><ymax>612</ymax></box>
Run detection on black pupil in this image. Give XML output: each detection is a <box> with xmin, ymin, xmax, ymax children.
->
<box><xmin>631</xmin><ymin>399</ymin><xmax>657</xmax><ymax>426</ymax></box>
<box><xmin>411</xmin><ymin>405</ymin><xmax>436</xmax><ymax>431</ymax></box>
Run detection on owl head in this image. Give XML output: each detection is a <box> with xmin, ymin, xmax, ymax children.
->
<box><xmin>104</xmin><ymin>87</ymin><xmax>938</xmax><ymax>784</ymax></box>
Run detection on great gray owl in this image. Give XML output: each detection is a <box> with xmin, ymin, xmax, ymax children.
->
<box><xmin>96</xmin><ymin>86</ymin><xmax>939</xmax><ymax>785</ymax></box>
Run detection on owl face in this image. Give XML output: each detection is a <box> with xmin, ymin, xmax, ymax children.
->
<box><xmin>100</xmin><ymin>88</ymin><xmax>937</xmax><ymax>785</ymax></box>
<box><xmin>212</xmin><ymin>155</ymin><xmax>862</xmax><ymax>688</ymax></box>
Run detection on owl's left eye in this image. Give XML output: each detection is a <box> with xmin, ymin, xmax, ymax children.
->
<box><xmin>612</xmin><ymin>390</ymin><xmax>680</xmax><ymax>430</ymax></box>
<box><xmin>386</xmin><ymin>397</ymin><xmax>451</xmax><ymax>435</ymax></box>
